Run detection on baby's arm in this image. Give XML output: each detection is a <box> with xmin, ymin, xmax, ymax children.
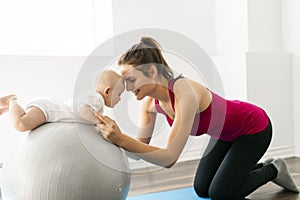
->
<box><xmin>77</xmin><ymin>103</ymin><xmax>99</xmax><ymax>125</ymax></box>
<box><xmin>76</xmin><ymin>92</ymin><xmax>104</xmax><ymax>125</ymax></box>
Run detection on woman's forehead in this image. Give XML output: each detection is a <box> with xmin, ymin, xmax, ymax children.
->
<box><xmin>120</xmin><ymin>65</ymin><xmax>136</xmax><ymax>76</ymax></box>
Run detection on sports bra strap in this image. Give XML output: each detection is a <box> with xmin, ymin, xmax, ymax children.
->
<box><xmin>168</xmin><ymin>74</ymin><xmax>185</xmax><ymax>111</ymax></box>
<box><xmin>154</xmin><ymin>99</ymin><xmax>165</xmax><ymax>114</ymax></box>
<box><xmin>154</xmin><ymin>74</ymin><xmax>186</xmax><ymax>126</ymax></box>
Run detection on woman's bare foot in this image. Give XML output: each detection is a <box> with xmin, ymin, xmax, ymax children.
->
<box><xmin>0</xmin><ymin>94</ymin><xmax>17</xmax><ymax>108</ymax></box>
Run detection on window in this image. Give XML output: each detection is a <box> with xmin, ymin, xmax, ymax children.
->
<box><xmin>0</xmin><ymin>0</ymin><xmax>113</xmax><ymax>55</ymax></box>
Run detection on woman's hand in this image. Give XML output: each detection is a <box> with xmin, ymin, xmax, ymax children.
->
<box><xmin>94</xmin><ymin>113</ymin><xmax>124</xmax><ymax>146</ymax></box>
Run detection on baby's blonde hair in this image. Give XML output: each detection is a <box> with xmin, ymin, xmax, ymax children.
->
<box><xmin>96</xmin><ymin>69</ymin><xmax>122</xmax><ymax>92</ymax></box>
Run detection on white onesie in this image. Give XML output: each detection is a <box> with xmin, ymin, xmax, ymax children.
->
<box><xmin>26</xmin><ymin>93</ymin><xmax>104</xmax><ymax>124</ymax></box>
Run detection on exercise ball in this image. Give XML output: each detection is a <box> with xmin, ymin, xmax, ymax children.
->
<box><xmin>1</xmin><ymin>122</ymin><xmax>131</xmax><ymax>200</ymax></box>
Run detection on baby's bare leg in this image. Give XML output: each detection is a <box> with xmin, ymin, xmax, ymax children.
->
<box><xmin>9</xmin><ymin>99</ymin><xmax>46</xmax><ymax>132</ymax></box>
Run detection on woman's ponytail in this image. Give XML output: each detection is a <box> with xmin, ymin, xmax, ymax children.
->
<box><xmin>118</xmin><ymin>37</ymin><xmax>174</xmax><ymax>81</ymax></box>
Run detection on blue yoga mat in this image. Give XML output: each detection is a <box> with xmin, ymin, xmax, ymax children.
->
<box><xmin>127</xmin><ymin>187</ymin><xmax>250</xmax><ymax>200</ymax></box>
<box><xmin>127</xmin><ymin>187</ymin><xmax>207</xmax><ymax>200</ymax></box>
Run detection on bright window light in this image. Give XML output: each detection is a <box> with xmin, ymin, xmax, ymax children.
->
<box><xmin>0</xmin><ymin>0</ymin><xmax>113</xmax><ymax>56</ymax></box>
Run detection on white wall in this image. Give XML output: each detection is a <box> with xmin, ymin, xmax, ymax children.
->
<box><xmin>248</xmin><ymin>0</ymin><xmax>283</xmax><ymax>51</ymax></box>
<box><xmin>246</xmin><ymin>0</ymin><xmax>295</xmax><ymax>158</ymax></box>
<box><xmin>215</xmin><ymin>0</ymin><xmax>248</xmax><ymax>53</ymax></box>
<box><xmin>246</xmin><ymin>52</ymin><xmax>294</xmax><ymax>157</ymax></box>
<box><xmin>282</xmin><ymin>0</ymin><xmax>300</xmax><ymax>156</ymax></box>
<box><xmin>214</xmin><ymin>0</ymin><xmax>248</xmax><ymax>100</ymax></box>
<box><xmin>112</xmin><ymin>0</ymin><xmax>217</xmax><ymax>53</ymax></box>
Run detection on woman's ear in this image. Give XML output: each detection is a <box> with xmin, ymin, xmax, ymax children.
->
<box><xmin>149</xmin><ymin>65</ymin><xmax>158</xmax><ymax>79</ymax></box>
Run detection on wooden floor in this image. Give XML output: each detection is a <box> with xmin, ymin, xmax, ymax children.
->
<box><xmin>129</xmin><ymin>157</ymin><xmax>300</xmax><ymax>200</ymax></box>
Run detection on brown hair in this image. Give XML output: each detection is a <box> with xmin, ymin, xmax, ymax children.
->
<box><xmin>118</xmin><ymin>37</ymin><xmax>174</xmax><ymax>81</ymax></box>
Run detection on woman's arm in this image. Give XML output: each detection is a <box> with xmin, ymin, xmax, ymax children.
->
<box><xmin>96</xmin><ymin>117</ymin><xmax>174</xmax><ymax>167</ymax></box>
<box><xmin>125</xmin><ymin>98</ymin><xmax>156</xmax><ymax>161</ymax></box>
<box><xmin>135</xmin><ymin>97</ymin><xmax>157</xmax><ymax>144</ymax></box>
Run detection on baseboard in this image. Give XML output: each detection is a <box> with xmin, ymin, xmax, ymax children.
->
<box><xmin>294</xmin><ymin>145</ymin><xmax>300</xmax><ymax>157</ymax></box>
<box><xmin>180</xmin><ymin>145</ymin><xmax>296</xmax><ymax>162</ymax></box>
<box><xmin>129</xmin><ymin>145</ymin><xmax>295</xmax><ymax>169</ymax></box>
<box><xmin>261</xmin><ymin>145</ymin><xmax>295</xmax><ymax>161</ymax></box>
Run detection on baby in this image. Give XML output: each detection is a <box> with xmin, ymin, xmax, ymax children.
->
<box><xmin>0</xmin><ymin>69</ymin><xmax>124</xmax><ymax>132</ymax></box>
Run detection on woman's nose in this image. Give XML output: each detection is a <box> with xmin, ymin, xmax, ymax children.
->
<box><xmin>126</xmin><ymin>83</ymin><xmax>133</xmax><ymax>91</ymax></box>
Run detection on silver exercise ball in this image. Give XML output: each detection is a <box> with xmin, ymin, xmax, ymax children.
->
<box><xmin>1</xmin><ymin>122</ymin><xmax>131</xmax><ymax>200</ymax></box>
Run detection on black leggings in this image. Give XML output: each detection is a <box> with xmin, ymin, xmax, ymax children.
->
<box><xmin>193</xmin><ymin>119</ymin><xmax>277</xmax><ymax>200</ymax></box>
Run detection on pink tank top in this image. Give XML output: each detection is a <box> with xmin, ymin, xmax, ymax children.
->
<box><xmin>154</xmin><ymin>76</ymin><xmax>269</xmax><ymax>141</ymax></box>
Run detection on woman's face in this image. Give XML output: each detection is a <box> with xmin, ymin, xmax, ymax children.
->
<box><xmin>120</xmin><ymin>64</ymin><xmax>156</xmax><ymax>100</ymax></box>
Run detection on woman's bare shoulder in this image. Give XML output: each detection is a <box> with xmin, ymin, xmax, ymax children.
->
<box><xmin>173</xmin><ymin>77</ymin><xmax>212</xmax><ymax>111</ymax></box>
<box><xmin>173</xmin><ymin>78</ymin><xmax>208</xmax><ymax>95</ymax></box>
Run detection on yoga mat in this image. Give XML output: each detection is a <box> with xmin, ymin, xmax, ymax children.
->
<box><xmin>127</xmin><ymin>187</ymin><xmax>250</xmax><ymax>200</ymax></box>
<box><xmin>127</xmin><ymin>187</ymin><xmax>208</xmax><ymax>200</ymax></box>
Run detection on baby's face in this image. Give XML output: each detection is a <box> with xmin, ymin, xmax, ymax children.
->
<box><xmin>107</xmin><ymin>80</ymin><xmax>125</xmax><ymax>108</ymax></box>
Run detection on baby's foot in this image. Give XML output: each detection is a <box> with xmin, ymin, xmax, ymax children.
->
<box><xmin>271</xmin><ymin>158</ymin><xmax>299</xmax><ymax>193</ymax></box>
<box><xmin>0</xmin><ymin>94</ymin><xmax>16</xmax><ymax>108</ymax></box>
<box><xmin>0</xmin><ymin>107</ymin><xmax>9</xmax><ymax>115</ymax></box>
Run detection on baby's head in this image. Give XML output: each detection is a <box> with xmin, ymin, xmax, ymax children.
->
<box><xmin>96</xmin><ymin>69</ymin><xmax>125</xmax><ymax>108</ymax></box>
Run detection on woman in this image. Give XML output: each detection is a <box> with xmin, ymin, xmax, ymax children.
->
<box><xmin>96</xmin><ymin>37</ymin><xmax>299</xmax><ymax>200</ymax></box>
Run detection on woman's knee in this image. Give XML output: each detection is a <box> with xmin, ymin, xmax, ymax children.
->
<box><xmin>208</xmin><ymin>185</ymin><xmax>235</xmax><ymax>200</ymax></box>
<box><xmin>194</xmin><ymin>183</ymin><xmax>235</xmax><ymax>200</ymax></box>
<box><xmin>193</xmin><ymin>181</ymin><xmax>209</xmax><ymax>198</ymax></box>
